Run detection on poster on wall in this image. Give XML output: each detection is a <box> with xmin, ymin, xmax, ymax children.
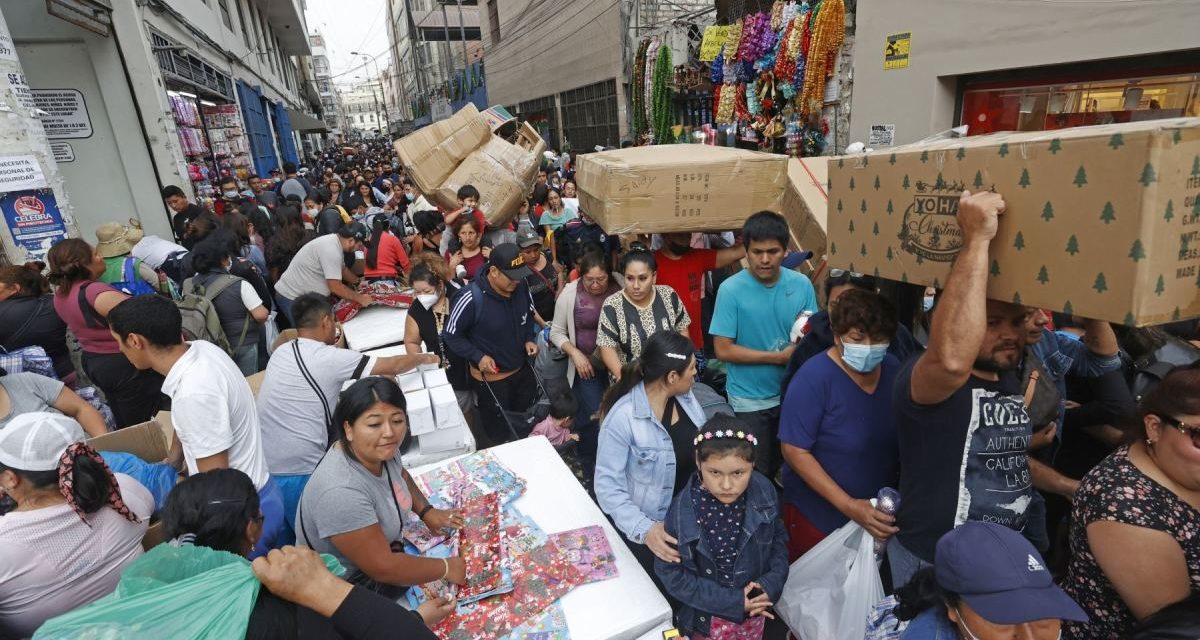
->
<box><xmin>1</xmin><ymin>188</ymin><xmax>68</xmax><ymax>257</ymax></box>
<box><xmin>868</xmin><ymin>124</ymin><xmax>896</xmax><ymax>146</ymax></box>
<box><xmin>884</xmin><ymin>32</ymin><xmax>911</xmax><ymax>70</ymax></box>
<box><xmin>6</xmin><ymin>72</ymin><xmax>34</xmax><ymax>111</ymax></box>
<box><xmin>31</xmin><ymin>89</ymin><xmax>93</xmax><ymax>139</ymax></box>
<box><xmin>0</xmin><ymin>155</ymin><xmax>47</xmax><ymax>192</ymax></box>
<box><xmin>0</xmin><ymin>11</ymin><xmax>18</xmax><ymax>63</ymax></box>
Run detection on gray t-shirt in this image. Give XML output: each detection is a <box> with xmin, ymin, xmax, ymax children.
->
<box><xmin>0</xmin><ymin>373</ymin><xmax>66</xmax><ymax>428</ymax></box>
<box><xmin>295</xmin><ymin>449</ymin><xmax>417</xmax><ymax>580</ymax></box>
<box><xmin>257</xmin><ymin>338</ymin><xmax>374</xmax><ymax>475</ymax></box>
<box><xmin>274</xmin><ymin>233</ymin><xmax>346</xmax><ymax>300</ymax></box>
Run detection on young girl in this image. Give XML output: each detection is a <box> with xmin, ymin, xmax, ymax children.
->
<box><xmin>655</xmin><ymin>415</ymin><xmax>789</xmax><ymax>640</ymax></box>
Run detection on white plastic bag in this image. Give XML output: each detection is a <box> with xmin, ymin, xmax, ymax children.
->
<box><xmin>776</xmin><ymin>520</ymin><xmax>885</xmax><ymax>640</ymax></box>
<box><xmin>263</xmin><ymin>311</ymin><xmax>281</xmax><ymax>353</ymax></box>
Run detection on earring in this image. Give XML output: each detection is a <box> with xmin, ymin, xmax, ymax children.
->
<box><xmin>1146</xmin><ymin>438</ymin><xmax>1157</xmax><ymax>446</ymax></box>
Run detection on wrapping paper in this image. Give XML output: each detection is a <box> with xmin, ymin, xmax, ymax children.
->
<box><xmin>504</xmin><ymin>603</ymin><xmax>570</xmax><ymax>640</ymax></box>
<box><xmin>333</xmin><ymin>281</ymin><xmax>414</xmax><ymax>323</ymax></box>
<box><xmin>547</xmin><ymin>525</ymin><xmax>619</xmax><ymax>585</ymax></box>
<box><xmin>456</xmin><ymin>493</ymin><xmax>508</xmax><ymax>602</ymax></box>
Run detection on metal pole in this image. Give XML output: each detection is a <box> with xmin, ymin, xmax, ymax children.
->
<box><xmin>440</xmin><ymin>1</ymin><xmax>453</xmax><ymax>83</ymax></box>
<box><xmin>456</xmin><ymin>0</ymin><xmax>469</xmax><ymax>70</ymax></box>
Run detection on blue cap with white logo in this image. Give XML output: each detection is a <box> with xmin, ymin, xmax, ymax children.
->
<box><xmin>935</xmin><ymin>521</ymin><xmax>1088</xmax><ymax>624</ymax></box>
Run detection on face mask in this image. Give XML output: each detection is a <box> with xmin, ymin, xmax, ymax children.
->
<box><xmin>223</xmin><ymin>190</ymin><xmax>239</xmax><ymax>199</ymax></box>
<box><xmin>923</xmin><ymin>295</ymin><xmax>936</xmax><ymax>312</ymax></box>
<box><xmin>406</xmin><ymin>193</ymin><xmax>415</xmax><ymax>202</ymax></box>
<box><xmin>953</xmin><ymin>606</ymin><xmax>1061</xmax><ymax>640</ymax></box>
<box><xmin>668</xmin><ymin>242</ymin><xmax>692</xmax><ymax>255</ymax></box>
<box><xmin>307</xmin><ymin>207</ymin><xmax>319</xmax><ymax>216</ymax></box>
<box><xmin>841</xmin><ymin>342</ymin><xmax>889</xmax><ymax>373</ymax></box>
<box><xmin>417</xmin><ymin>293</ymin><xmax>439</xmax><ymax>309</ymax></box>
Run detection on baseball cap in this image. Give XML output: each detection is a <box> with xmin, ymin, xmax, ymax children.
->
<box><xmin>516</xmin><ymin>228</ymin><xmax>542</xmax><ymax>249</ymax></box>
<box><xmin>0</xmin><ymin>412</ymin><xmax>88</xmax><ymax>471</ymax></box>
<box><xmin>935</xmin><ymin>521</ymin><xmax>1088</xmax><ymax>624</ymax></box>
<box><xmin>488</xmin><ymin>243</ymin><xmax>533</xmax><ymax>280</ymax></box>
<box><xmin>337</xmin><ymin>222</ymin><xmax>370</xmax><ymax>243</ymax></box>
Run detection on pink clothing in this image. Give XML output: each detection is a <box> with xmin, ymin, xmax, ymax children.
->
<box><xmin>364</xmin><ymin>231</ymin><xmax>411</xmax><ymax>278</ymax></box>
<box><xmin>691</xmin><ymin>615</ymin><xmax>765</xmax><ymax>640</ymax></box>
<box><xmin>0</xmin><ymin>474</ymin><xmax>153</xmax><ymax>638</ymax></box>
<box><xmin>530</xmin><ymin>416</ymin><xmax>573</xmax><ymax>447</ymax></box>
<box><xmin>52</xmin><ymin>280</ymin><xmax>125</xmax><ymax>354</ymax></box>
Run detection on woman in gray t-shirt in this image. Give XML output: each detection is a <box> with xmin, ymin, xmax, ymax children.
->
<box><xmin>0</xmin><ymin>370</ymin><xmax>109</xmax><ymax>436</ymax></box>
<box><xmin>295</xmin><ymin>377</ymin><xmax>468</xmax><ymax>593</ymax></box>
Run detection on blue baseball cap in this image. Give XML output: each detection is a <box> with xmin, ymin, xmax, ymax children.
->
<box><xmin>935</xmin><ymin>522</ymin><xmax>1088</xmax><ymax>624</ymax></box>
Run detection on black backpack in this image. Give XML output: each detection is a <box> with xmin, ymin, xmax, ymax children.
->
<box><xmin>1129</xmin><ymin>335</ymin><xmax>1200</xmax><ymax>402</ymax></box>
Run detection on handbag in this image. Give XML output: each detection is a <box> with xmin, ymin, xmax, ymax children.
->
<box><xmin>1020</xmin><ymin>350</ymin><xmax>1062</xmax><ymax>430</ymax></box>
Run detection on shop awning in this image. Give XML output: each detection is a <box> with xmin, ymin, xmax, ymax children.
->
<box><xmin>287</xmin><ymin>108</ymin><xmax>327</xmax><ymax>132</ymax></box>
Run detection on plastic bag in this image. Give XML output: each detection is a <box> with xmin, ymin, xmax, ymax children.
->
<box><xmin>776</xmin><ymin>520</ymin><xmax>885</xmax><ymax>640</ymax></box>
<box><xmin>35</xmin><ymin>543</ymin><xmax>343</xmax><ymax>640</ymax></box>
<box><xmin>263</xmin><ymin>311</ymin><xmax>281</xmax><ymax>353</ymax></box>
<box><xmin>99</xmin><ymin>452</ymin><xmax>178</xmax><ymax>512</ymax></box>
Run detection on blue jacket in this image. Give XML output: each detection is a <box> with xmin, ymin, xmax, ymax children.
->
<box><xmin>1028</xmin><ymin>328</ymin><xmax>1121</xmax><ymax>433</ymax></box>
<box><xmin>594</xmin><ymin>382</ymin><xmax>708</xmax><ymax>543</ymax></box>
<box><xmin>654</xmin><ymin>472</ymin><xmax>789</xmax><ymax>636</ymax></box>
<box><xmin>443</xmin><ymin>275</ymin><xmax>537</xmax><ymax>372</ymax></box>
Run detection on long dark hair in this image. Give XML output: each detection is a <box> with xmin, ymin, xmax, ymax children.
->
<box><xmin>0</xmin><ymin>261</ymin><xmax>50</xmax><ymax>297</ymax></box>
<box><xmin>0</xmin><ymin>452</ymin><xmax>116</xmax><ymax>516</ymax></box>
<box><xmin>598</xmin><ymin>331</ymin><xmax>695</xmax><ymax>420</ymax></box>
<box><xmin>161</xmin><ymin>468</ymin><xmax>259</xmax><ymax>555</ymax></box>
<box><xmin>893</xmin><ymin>567</ymin><xmax>958</xmax><ymax>621</ymax></box>
<box><xmin>333</xmin><ymin>377</ymin><xmax>413</xmax><ymax>460</ymax></box>
<box><xmin>1131</xmin><ymin>361</ymin><xmax>1200</xmax><ymax>444</ymax></box>
<box><xmin>46</xmin><ymin>238</ymin><xmax>96</xmax><ymax>296</ymax></box>
<box><xmin>364</xmin><ymin>214</ymin><xmax>390</xmax><ymax>269</ymax></box>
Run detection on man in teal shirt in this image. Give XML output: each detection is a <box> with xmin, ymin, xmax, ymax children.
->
<box><xmin>711</xmin><ymin>211</ymin><xmax>818</xmax><ymax>475</ymax></box>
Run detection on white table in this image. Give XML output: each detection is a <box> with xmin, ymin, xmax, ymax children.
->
<box><xmin>411</xmin><ymin>437</ymin><xmax>674</xmax><ymax>640</ymax></box>
<box><xmin>343</xmin><ymin>305</ymin><xmax>410</xmax><ymax>352</ymax></box>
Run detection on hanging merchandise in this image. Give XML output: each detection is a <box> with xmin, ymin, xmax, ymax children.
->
<box><xmin>202</xmin><ymin>104</ymin><xmax>253</xmax><ymax>182</ymax></box>
<box><xmin>771</xmin><ymin>0</ymin><xmax>785</xmax><ymax>31</ymax></box>
<box><xmin>643</xmin><ymin>36</ymin><xmax>661</xmax><ymax>137</ymax></box>
<box><xmin>632</xmin><ymin>39</ymin><xmax>651</xmax><ymax>139</ymax></box>
<box><xmin>800</xmin><ymin>0</ymin><xmax>846</xmax><ymax>116</ymax></box>
<box><xmin>715</xmin><ymin>83</ymin><xmax>735</xmax><ymax>124</ymax></box>
<box><xmin>747</xmin><ymin>79</ymin><xmax>761</xmax><ymax>116</ymax></box>
<box><xmin>650</xmin><ymin>45</ymin><xmax>674</xmax><ymax>144</ymax></box>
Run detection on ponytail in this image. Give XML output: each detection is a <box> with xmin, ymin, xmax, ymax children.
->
<box><xmin>596</xmin><ymin>331</ymin><xmax>695</xmax><ymax>421</ymax></box>
<box><xmin>598</xmin><ymin>360</ymin><xmax>646</xmax><ymax>421</ymax></box>
<box><xmin>68</xmin><ymin>453</ymin><xmax>116</xmax><ymax>515</ymax></box>
<box><xmin>161</xmin><ymin>468</ymin><xmax>259</xmax><ymax>554</ymax></box>
<box><xmin>365</xmin><ymin>214</ymin><xmax>389</xmax><ymax>269</ymax></box>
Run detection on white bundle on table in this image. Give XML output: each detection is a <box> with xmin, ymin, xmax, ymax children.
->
<box><xmin>397</xmin><ymin>371</ymin><xmax>425</xmax><ymax>393</ymax></box>
<box><xmin>427</xmin><ymin>384</ymin><xmax>465</xmax><ymax>431</ymax></box>
<box><xmin>405</xmin><ymin>388</ymin><xmax>435</xmax><ymax>435</ymax></box>
<box><xmin>422</xmin><ymin>368</ymin><xmax>449</xmax><ymax>389</ymax></box>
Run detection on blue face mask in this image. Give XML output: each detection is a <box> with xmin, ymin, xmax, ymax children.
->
<box><xmin>841</xmin><ymin>342</ymin><xmax>889</xmax><ymax>373</ymax></box>
<box><xmin>923</xmin><ymin>295</ymin><xmax>935</xmax><ymax>312</ymax></box>
<box><xmin>405</xmin><ymin>192</ymin><xmax>415</xmax><ymax>202</ymax></box>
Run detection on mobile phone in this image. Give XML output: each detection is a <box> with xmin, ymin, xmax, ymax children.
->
<box><xmin>747</xmin><ymin>586</ymin><xmax>765</xmax><ymax>600</ymax></box>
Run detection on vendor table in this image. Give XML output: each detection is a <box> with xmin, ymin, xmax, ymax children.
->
<box><xmin>411</xmin><ymin>437</ymin><xmax>674</xmax><ymax>640</ymax></box>
<box><xmin>342</xmin><ymin>305</ymin><xmax>410</xmax><ymax>352</ymax></box>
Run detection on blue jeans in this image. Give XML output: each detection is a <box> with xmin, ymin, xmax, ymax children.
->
<box><xmin>252</xmin><ymin>477</ymin><xmax>286</xmax><ymax>559</ymax></box>
<box><xmin>232</xmin><ymin>343</ymin><xmax>259</xmax><ymax>376</ymax></box>
<box><xmin>887</xmin><ymin>536</ymin><xmax>932</xmax><ymax>590</ymax></box>
<box><xmin>573</xmin><ymin>374</ymin><xmax>607</xmax><ymax>464</ymax></box>
<box><xmin>272</xmin><ymin>473</ymin><xmax>312</xmax><ymax>547</ymax></box>
<box><xmin>1024</xmin><ymin>491</ymin><xmax>1051</xmax><ymax>553</ymax></box>
<box><xmin>274</xmin><ymin>292</ymin><xmax>295</xmax><ymax>326</ymax></box>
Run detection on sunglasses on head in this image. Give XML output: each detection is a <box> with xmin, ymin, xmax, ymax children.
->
<box><xmin>828</xmin><ymin>269</ymin><xmax>876</xmax><ymax>287</ymax></box>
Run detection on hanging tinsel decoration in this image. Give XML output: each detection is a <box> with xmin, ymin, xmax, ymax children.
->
<box><xmin>712</xmin><ymin>83</ymin><xmax>724</xmax><ymax>123</ymax></box>
<box><xmin>715</xmin><ymin>82</ymin><xmax>736</xmax><ymax>124</ymax></box>
<box><xmin>644</xmin><ymin>36</ymin><xmax>661</xmax><ymax>129</ymax></box>
<box><xmin>734</xmin><ymin>82</ymin><xmax>750</xmax><ymax>122</ymax></box>
<box><xmin>651</xmin><ymin>45</ymin><xmax>674</xmax><ymax>144</ymax></box>
<box><xmin>746</xmin><ymin>79</ymin><xmax>761</xmax><ymax>116</ymax></box>
<box><xmin>774</xmin><ymin>18</ymin><xmax>796</xmax><ymax>96</ymax></box>
<box><xmin>770</xmin><ymin>0</ymin><xmax>785</xmax><ymax>30</ymax></box>
<box><xmin>723</xmin><ymin>18</ymin><xmax>743</xmax><ymax>69</ymax></box>
<box><xmin>710</xmin><ymin>44</ymin><xmax>725</xmax><ymax>84</ymax></box>
<box><xmin>632</xmin><ymin>38</ymin><xmax>651</xmax><ymax>139</ymax></box>
<box><xmin>782</xmin><ymin>0</ymin><xmax>797</xmax><ymax>23</ymax></box>
<box><xmin>800</xmin><ymin>0</ymin><xmax>845</xmax><ymax>116</ymax></box>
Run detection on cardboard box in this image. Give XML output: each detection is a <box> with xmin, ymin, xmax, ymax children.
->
<box><xmin>394</xmin><ymin>104</ymin><xmax>544</xmax><ymax>226</ymax></box>
<box><xmin>88</xmin><ymin>420</ymin><xmax>171</xmax><ymax>462</ymax></box>
<box><xmin>575</xmin><ymin>146</ymin><xmax>788</xmax><ymax>235</ymax></box>
<box><xmin>417</xmin><ymin>423</ymin><xmax>472</xmax><ymax>453</ymax></box>
<box><xmin>827</xmin><ymin>118</ymin><xmax>1200</xmax><ymax>326</ymax></box>
<box><xmin>782</xmin><ymin>156</ymin><xmax>831</xmax><ymax>295</ymax></box>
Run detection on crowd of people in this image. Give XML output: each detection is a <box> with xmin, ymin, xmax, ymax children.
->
<box><xmin>0</xmin><ymin>140</ymin><xmax>1196</xmax><ymax>639</ymax></box>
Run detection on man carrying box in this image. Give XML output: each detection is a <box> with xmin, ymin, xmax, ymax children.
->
<box><xmin>107</xmin><ymin>295</ymin><xmax>282</xmax><ymax>559</ymax></box>
<box><xmin>711</xmin><ymin>212</ymin><xmax>819</xmax><ymax>477</ymax></box>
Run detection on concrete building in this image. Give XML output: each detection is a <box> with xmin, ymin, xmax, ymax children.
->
<box><xmin>850</xmin><ymin>0</ymin><xmax>1200</xmax><ymax>147</ymax></box>
<box><xmin>341</xmin><ymin>80</ymin><xmax>386</xmax><ymax>138</ymax></box>
<box><xmin>310</xmin><ymin>32</ymin><xmax>344</xmax><ymax>141</ymax></box>
<box><xmin>4</xmin><ymin>0</ymin><xmax>319</xmax><ymax>251</ymax></box>
<box><xmin>480</xmin><ymin>0</ymin><xmax>708</xmax><ymax>152</ymax></box>
<box><xmin>386</xmin><ymin>0</ymin><xmax>482</xmax><ymax>133</ymax></box>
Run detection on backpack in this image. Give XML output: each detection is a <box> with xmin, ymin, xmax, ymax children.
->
<box><xmin>1130</xmin><ymin>335</ymin><xmax>1200</xmax><ymax>401</ymax></box>
<box><xmin>110</xmin><ymin>257</ymin><xmax>159</xmax><ymax>297</ymax></box>
<box><xmin>177</xmin><ymin>274</ymin><xmax>246</xmax><ymax>355</ymax></box>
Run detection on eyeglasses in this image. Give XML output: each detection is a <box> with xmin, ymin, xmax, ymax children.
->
<box><xmin>583</xmin><ymin>276</ymin><xmax>608</xmax><ymax>286</ymax></box>
<box><xmin>1161</xmin><ymin>416</ymin><xmax>1200</xmax><ymax>447</ymax></box>
<box><xmin>828</xmin><ymin>269</ymin><xmax>876</xmax><ymax>287</ymax></box>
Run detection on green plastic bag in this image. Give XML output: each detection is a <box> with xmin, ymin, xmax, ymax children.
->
<box><xmin>35</xmin><ymin>544</ymin><xmax>343</xmax><ymax>640</ymax></box>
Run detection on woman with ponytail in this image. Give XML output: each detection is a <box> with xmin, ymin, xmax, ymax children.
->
<box><xmin>594</xmin><ymin>331</ymin><xmax>709</xmax><ymax>589</ymax></box>
<box><xmin>48</xmin><ymin>238</ymin><xmax>164</xmax><ymax>427</ymax></box>
<box><xmin>0</xmin><ymin>261</ymin><xmax>74</xmax><ymax>380</ymax></box>
<box><xmin>362</xmin><ymin>211</ymin><xmax>411</xmax><ymax>286</ymax></box>
<box><xmin>0</xmin><ymin>412</ymin><xmax>152</xmax><ymax>637</ymax></box>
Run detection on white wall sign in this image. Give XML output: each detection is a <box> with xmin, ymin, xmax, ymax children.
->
<box><xmin>0</xmin><ymin>155</ymin><xmax>47</xmax><ymax>191</ymax></box>
<box><xmin>6</xmin><ymin>72</ymin><xmax>33</xmax><ymax>111</ymax></box>
<box><xmin>0</xmin><ymin>12</ymin><xmax>18</xmax><ymax>63</ymax></box>
<box><xmin>868</xmin><ymin>124</ymin><xmax>896</xmax><ymax>146</ymax></box>
<box><xmin>50</xmin><ymin>141</ymin><xmax>75</xmax><ymax>163</ymax></box>
<box><xmin>31</xmin><ymin>89</ymin><xmax>93</xmax><ymax>139</ymax></box>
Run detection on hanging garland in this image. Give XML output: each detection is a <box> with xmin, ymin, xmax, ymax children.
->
<box><xmin>710</xmin><ymin>44</ymin><xmax>725</xmax><ymax>84</ymax></box>
<box><xmin>773</xmin><ymin>17</ymin><xmax>797</xmax><ymax>97</ymax></box>
<box><xmin>715</xmin><ymin>82</ymin><xmax>736</xmax><ymax>124</ymax></box>
<box><xmin>800</xmin><ymin>0</ymin><xmax>845</xmax><ymax>116</ymax></box>
<box><xmin>632</xmin><ymin>38</ymin><xmax>651</xmax><ymax>139</ymax></box>
<box><xmin>770</xmin><ymin>0</ymin><xmax>785</xmax><ymax>31</ymax></box>
<box><xmin>722</xmin><ymin>18</ymin><xmax>743</xmax><ymax>70</ymax></box>
<box><xmin>644</xmin><ymin>36</ymin><xmax>661</xmax><ymax>132</ymax></box>
<box><xmin>650</xmin><ymin>45</ymin><xmax>674</xmax><ymax>144</ymax></box>
<box><xmin>746</xmin><ymin>79</ymin><xmax>760</xmax><ymax>116</ymax></box>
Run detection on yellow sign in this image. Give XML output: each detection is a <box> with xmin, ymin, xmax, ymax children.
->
<box><xmin>699</xmin><ymin>26</ymin><xmax>731</xmax><ymax>62</ymax></box>
<box><xmin>884</xmin><ymin>32</ymin><xmax>911</xmax><ymax>70</ymax></box>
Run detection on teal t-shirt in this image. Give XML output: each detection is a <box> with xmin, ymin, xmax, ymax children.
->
<box><xmin>710</xmin><ymin>269</ymin><xmax>818</xmax><ymax>411</ymax></box>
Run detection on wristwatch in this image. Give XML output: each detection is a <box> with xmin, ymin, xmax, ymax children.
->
<box><xmin>418</xmin><ymin>503</ymin><xmax>434</xmax><ymax>519</ymax></box>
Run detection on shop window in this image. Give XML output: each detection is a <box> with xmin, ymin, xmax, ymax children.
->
<box><xmin>235</xmin><ymin>0</ymin><xmax>250</xmax><ymax>49</ymax></box>
<box><xmin>560</xmin><ymin>79</ymin><xmax>619</xmax><ymax>152</ymax></box>
<box><xmin>487</xmin><ymin>0</ymin><xmax>501</xmax><ymax>44</ymax></box>
<box><xmin>961</xmin><ymin>72</ymin><xmax>1200</xmax><ymax>136</ymax></box>
<box><xmin>217</xmin><ymin>0</ymin><xmax>233</xmax><ymax>31</ymax></box>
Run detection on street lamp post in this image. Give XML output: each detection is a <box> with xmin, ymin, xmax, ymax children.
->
<box><xmin>352</xmin><ymin>51</ymin><xmax>390</xmax><ymax>136</ymax></box>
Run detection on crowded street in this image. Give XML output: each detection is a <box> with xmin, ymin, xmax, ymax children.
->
<box><xmin>0</xmin><ymin>0</ymin><xmax>1199</xmax><ymax>638</ymax></box>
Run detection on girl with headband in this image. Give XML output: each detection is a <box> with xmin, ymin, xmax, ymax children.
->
<box><xmin>654</xmin><ymin>414</ymin><xmax>788</xmax><ymax>640</ymax></box>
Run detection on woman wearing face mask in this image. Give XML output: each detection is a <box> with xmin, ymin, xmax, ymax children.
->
<box><xmin>1061</xmin><ymin>363</ymin><xmax>1200</xmax><ymax>638</ymax></box>
<box><xmin>404</xmin><ymin>258</ymin><xmax>475</xmax><ymax>432</ymax></box>
<box><xmin>778</xmin><ymin>289</ymin><xmax>902</xmax><ymax>560</ymax></box>
<box><xmin>894</xmin><ymin>521</ymin><xmax>1087</xmax><ymax>640</ymax></box>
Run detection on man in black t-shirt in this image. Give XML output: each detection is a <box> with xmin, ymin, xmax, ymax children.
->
<box><xmin>889</xmin><ymin>190</ymin><xmax>1057</xmax><ymax>589</ymax></box>
<box><xmin>162</xmin><ymin>185</ymin><xmax>206</xmax><ymax>249</ymax></box>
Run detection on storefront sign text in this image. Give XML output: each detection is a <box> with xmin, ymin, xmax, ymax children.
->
<box><xmin>32</xmin><ymin>89</ymin><xmax>93</xmax><ymax>139</ymax></box>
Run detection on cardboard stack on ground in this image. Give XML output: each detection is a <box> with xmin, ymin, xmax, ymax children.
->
<box><xmin>394</xmin><ymin>103</ymin><xmax>545</xmax><ymax>226</ymax></box>
<box><xmin>575</xmin><ymin>145</ymin><xmax>789</xmax><ymax>235</ymax></box>
<box><xmin>827</xmin><ymin>118</ymin><xmax>1200</xmax><ymax>326</ymax></box>
<box><xmin>782</xmin><ymin>156</ymin><xmax>830</xmax><ymax>296</ymax></box>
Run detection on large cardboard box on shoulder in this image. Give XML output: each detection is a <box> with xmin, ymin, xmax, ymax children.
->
<box><xmin>575</xmin><ymin>146</ymin><xmax>788</xmax><ymax>234</ymax></box>
<box><xmin>827</xmin><ymin>118</ymin><xmax>1200</xmax><ymax>326</ymax></box>
<box><xmin>781</xmin><ymin>156</ymin><xmax>830</xmax><ymax>294</ymax></box>
<box><xmin>394</xmin><ymin>104</ymin><xmax>545</xmax><ymax>226</ymax></box>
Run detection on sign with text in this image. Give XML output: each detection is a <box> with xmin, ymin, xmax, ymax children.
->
<box><xmin>699</xmin><ymin>26</ymin><xmax>731</xmax><ymax>62</ymax></box>
<box><xmin>32</xmin><ymin>89</ymin><xmax>93</xmax><ymax>139</ymax></box>
<box><xmin>50</xmin><ymin>141</ymin><xmax>75</xmax><ymax>163</ymax></box>
<box><xmin>884</xmin><ymin>32</ymin><xmax>911</xmax><ymax>70</ymax></box>
<box><xmin>1</xmin><ymin>188</ymin><xmax>67</xmax><ymax>257</ymax></box>
<box><xmin>0</xmin><ymin>155</ymin><xmax>46</xmax><ymax>191</ymax></box>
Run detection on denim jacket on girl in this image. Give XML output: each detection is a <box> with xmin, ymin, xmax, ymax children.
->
<box><xmin>654</xmin><ymin>472</ymin><xmax>789</xmax><ymax>636</ymax></box>
<box><xmin>594</xmin><ymin>382</ymin><xmax>708</xmax><ymax>544</ymax></box>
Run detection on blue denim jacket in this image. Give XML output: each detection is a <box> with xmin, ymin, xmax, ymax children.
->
<box><xmin>1029</xmin><ymin>328</ymin><xmax>1121</xmax><ymax>432</ymax></box>
<box><xmin>654</xmin><ymin>472</ymin><xmax>789</xmax><ymax>636</ymax></box>
<box><xmin>594</xmin><ymin>382</ymin><xmax>709</xmax><ymax>544</ymax></box>
<box><xmin>899</xmin><ymin>608</ymin><xmax>958</xmax><ymax>640</ymax></box>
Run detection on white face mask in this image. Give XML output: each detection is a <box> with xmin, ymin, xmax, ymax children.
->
<box><xmin>953</xmin><ymin>606</ymin><xmax>1061</xmax><ymax>640</ymax></box>
<box><xmin>416</xmin><ymin>293</ymin><xmax>438</xmax><ymax>310</ymax></box>
<box><xmin>307</xmin><ymin>207</ymin><xmax>319</xmax><ymax>216</ymax></box>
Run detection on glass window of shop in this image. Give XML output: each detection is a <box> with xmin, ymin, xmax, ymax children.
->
<box><xmin>961</xmin><ymin>72</ymin><xmax>1200</xmax><ymax>136</ymax></box>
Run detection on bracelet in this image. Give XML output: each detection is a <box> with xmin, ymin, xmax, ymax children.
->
<box><xmin>440</xmin><ymin>557</ymin><xmax>449</xmax><ymax>581</ymax></box>
<box><xmin>418</xmin><ymin>503</ymin><xmax>434</xmax><ymax>519</ymax></box>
